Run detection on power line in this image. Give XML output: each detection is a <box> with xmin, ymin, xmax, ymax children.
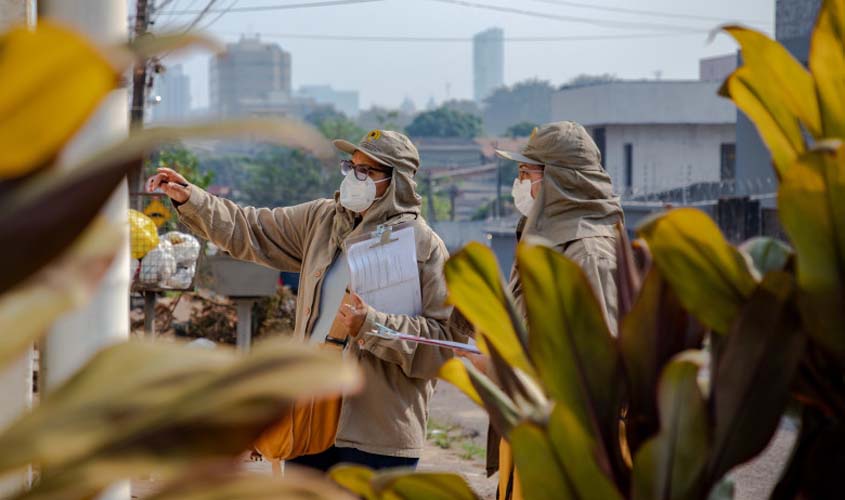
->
<box><xmin>212</xmin><ymin>31</ymin><xmax>707</xmax><ymax>42</ymax></box>
<box><xmin>425</xmin><ymin>0</ymin><xmax>709</xmax><ymax>33</ymax></box>
<box><xmin>527</xmin><ymin>0</ymin><xmax>769</xmax><ymax>26</ymax></box>
<box><xmin>159</xmin><ymin>0</ymin><xmax>383</xmax><ymax>15</ymax></box>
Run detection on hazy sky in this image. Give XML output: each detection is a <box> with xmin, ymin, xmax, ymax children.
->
<box><xmin>151</xmin><ymin>0</ymin><xmax>775</xmax><ymax>111</ymax></box>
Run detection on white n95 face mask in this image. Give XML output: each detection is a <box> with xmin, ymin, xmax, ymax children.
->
<box><xmin>339</xmin><ymin>174</ymin><xmax>389</xmax><ymax>212</ymax></box>
<box><xmin>512</xmin><ymin>178</ymin><xmax>540</xmax><ymax>217</ymax></box>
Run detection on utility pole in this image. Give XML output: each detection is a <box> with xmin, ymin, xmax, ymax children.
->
<box><xmin>39</xmin><ymin>1</ymin><xmax>131</xmax><ymax>499</ymax></box>
<box><xmin>425</xmin><ymin>172</ymin><xmax>436</xmax><ymax>222</ymax></box>
<box><xmin>128</xmin><ymin>0</ymin><xmax>152</xmax><ymax>209</ymax></box>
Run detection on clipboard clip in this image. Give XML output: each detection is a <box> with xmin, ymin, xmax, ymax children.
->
<box><xmin>369</xmin><ymin>224</ymin><xmax>399</xmax><ymax>248</ymax></box>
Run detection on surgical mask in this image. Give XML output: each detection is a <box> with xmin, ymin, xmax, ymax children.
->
<box><xmin>512</xmin><ymin>178</ymin><xmax>541</xmax><ymax>217</ymax></box>
<box><xmin>339</xmin><ymin>173</ymin><xmax>390</xmax><ymax>212</ymax></box>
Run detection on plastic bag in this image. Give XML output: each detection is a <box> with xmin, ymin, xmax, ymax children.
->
<box><xmin>162</xmin><ymin>231</ymin><xmax>200</xmax><ymax>266</ymax></box>
<box><xmin>163</xmin><ymin>264</ymin><xmax>195</xmax><ymax>289</ymax></box>
<box><xmin>129</xmin><ymin>209</ymin><xmax>159</xmax><ymax>259</ymax></box>
<box><xmin>139</xmin><ymin>241</ymin><xmax>176</xmax><ymax>285</ymax></box>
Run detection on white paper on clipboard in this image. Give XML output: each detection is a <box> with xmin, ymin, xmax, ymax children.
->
<box><xmin>345</xmin><ymin>224</ymin><xmax>422</xmax><ymax>315</ymax></box>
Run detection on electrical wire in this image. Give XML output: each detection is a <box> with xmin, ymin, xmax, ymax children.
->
<box><xmin>213</xmin><ymin>31</ymin><xmax>708</xmax><ymax>42</ymax></box>
<box><xmin>426</xmin><ymin>0</ymin><xmax>709</xmax><ymax>33</ymax></box>
<box><xmin>527</xmin><ymin>0</ymin><xmax>769</xmax><ymax>26</ymax></box>
<box><xmin>160</xmin><ymin>0</ymin><xmax>384</xmax><ymax>15</ymax></box>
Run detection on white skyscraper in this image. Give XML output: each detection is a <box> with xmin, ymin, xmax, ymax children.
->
<box><xmin>152</xmin><ymin>64</ymin><xmax>191</xmax><ymax>123</ymax></box>
<box><xmin>473</xmin><ymin>27</ymin><xmax>504</xmax><ymax>103</ymax></box>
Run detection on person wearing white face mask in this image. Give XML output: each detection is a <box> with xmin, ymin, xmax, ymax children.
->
<box><xmin>450</xmin><ymin>122</ymin><xmax>624</xmax><ymax>500</ymax></box>
<box><xmin>150</xmin><ymin>129</ymin><xmax>463</xmax><ymax>472</ymax></box>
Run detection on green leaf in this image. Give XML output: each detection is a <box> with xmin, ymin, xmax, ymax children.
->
<box><xmin>738</xmin><ymin>237</ymin><xmax>793</xmax><ymax>277</ymax></box>
<box><xmin>632</xmin><ymin>353</ymin><xmax>710</xmax><ymax>500</ymax></box>
<box><xmin>547</xmin><ymin>404</ymin><xmax>624</xmax><ymax>500</ymax></box>
<box><xmin>444</xmin><ymin>242</ymin><xmax>533</xmax><ymax>375</ymax></box>
<box><xmin>463</xmin><ymin>356</ymin><xmax>522</xmax><ymax>437</ymax></box>
<box><xmin>619</xmin><ymin>268</ymin><xmax>703</xmax><ymax>455</ymax></box>
<box><xmin>809</xmin><ymin>0</ymin><xmax>845</xmax><ymax>138</ymax></box>
<box><xmin>0</xmin><ymin>118</ymin><xmax>334</xmax><ymax>296</ymax></box>
<box><xmin>637</xmin><ymin>208</ymin><xmax>758</xmax><ymax>334</ymax></box>
<box><xmin>0</xmin><ymin>218</ymin><xmax>121</xmax><ymax>366</ymax></box>
<box><xmin>510</xmin><ymin>423</ymin><xmax>573</xmax><ymax>500</ymax></box>
<box><xmin>777</xmin><ymin>143</ymin><xmax>845</xmax><ymax>359</ymax></box>
<box><xmin>517</xmin><ymin>242</ymin><xmax>622</xmax><ymax>475</ymax></box>
<box><xmin>0</xmin><ymin>340</ymin><xmax>361</xmax><ymax>479</ymax></box>
<box><xmin>706</xmin><ymin>272</ymin><xmax>804</xmax><ymax>483</ymax></box>
<box><xmin>330</xmin><ymin>465</ymin><xmax>378</xmax><ymax>500</ymax></box>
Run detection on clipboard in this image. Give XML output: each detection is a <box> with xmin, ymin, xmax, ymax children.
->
<box><xmin>345</xmin><ymin>222</ymin><xmax>422</xmax><ymax>316</ymax></box>
<box><xmin>366</xmin><ymin>322</ymin><xmax>482</xmax><ymax>354</ymax></box>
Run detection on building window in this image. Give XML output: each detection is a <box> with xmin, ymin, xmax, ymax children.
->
<box><xmin>720</xmin><ymin>143</ymin><xmax>736</xmax><ymax>181</ymax></box>
<box><xmin>624</xmin><ymin>143</ymin><xmax>633</xmax><ymax>189</ymax></box>
<box><xmin>592</xmin><ymin>127</ymin><xmax>606</xmax><ymax>164</ymax></box>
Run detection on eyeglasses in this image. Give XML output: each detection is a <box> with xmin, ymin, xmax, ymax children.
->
<box><xmin>340</xmin><ymin>159</ymin><xmax>391</xmax><ymax>181</ymax></box>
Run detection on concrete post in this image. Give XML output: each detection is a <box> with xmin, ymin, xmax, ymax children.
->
<box><xmin>39</xmin><ymin>1</ymin><xmax>131</xmax><ymax>499</ymax></box>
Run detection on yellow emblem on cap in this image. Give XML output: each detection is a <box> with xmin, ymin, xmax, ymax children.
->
<box><xmin>366</xmin><ymin>129</ymin><xmax>382</xmax><ymax>142</ymax></box>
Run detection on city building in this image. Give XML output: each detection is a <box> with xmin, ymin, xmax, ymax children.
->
<box><xmin>151</xmin><ymin>64</ymin><xmax>191</xmax><ymax>123</ymax></box>
<box><xmin>549</xmin><ymin>79</ymin><xmax>737</xmax><ymax>194</ymax></box>
<box><xmin>736</xmin><ymin>0</ymin><xmax>821</xmax><ymax>192</ymax></box>
<box><xmin>209</xmin><ymin>35</ymin><xmax>292</xmax><ymax>117</ymax></box>
<box><xmin>473</xmin><ymin>27</ymin><xmax>504</xmax><ymax>102</ymax></box>
<box><xmin>297</xmin><ymin>84</ymin><xmax>359</xmax><ymax>118</ymax></box>
<box><xmin>699</xmin><ymin>54</ymin><xmax>737</xmax><ymax>81</ymax></box>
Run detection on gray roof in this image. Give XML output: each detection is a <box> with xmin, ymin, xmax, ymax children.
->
<box><xmin>550</xmin><ymin>80</ymin><xmax>736</xmax><ymax>126</ymax></box>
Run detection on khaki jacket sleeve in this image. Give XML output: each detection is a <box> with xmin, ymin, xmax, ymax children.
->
<box><xmin>352</xmin><ymin>239</ymin><xmax>463</xmax><ymax>380</ymax></box>
<box><xmin>563</xmin><ymin>237</ymin><xmax>619</xmax><ymax>337</ymax></box>
<box><xmin>175</xmin><ymin>186</ymin><xmax>316</xmax><ymax>272</ymax></box>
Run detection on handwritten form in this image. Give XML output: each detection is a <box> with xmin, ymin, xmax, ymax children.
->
<box><xmin>346</xmin><ymin>226</ymin><xmax>422</xmax><ymax>316</ymax></box>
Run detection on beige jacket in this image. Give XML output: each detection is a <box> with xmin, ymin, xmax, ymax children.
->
<box><xmin>177</xmin><ymin>163</ymin><xmax>460</xmax><ymax>457</ymax></box>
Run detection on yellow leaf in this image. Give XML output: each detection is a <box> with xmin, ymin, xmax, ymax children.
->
<box><xmin>723</xmin><ymin>26</ymin><xmax>821</xmax><ymax>136</ymax></box>
<box><xmin>330</xmin><ymin>465</ymin><xmax>378</xmax><ymax>500</ymax></box>
<box><xmin>438</xmin><ymin>358</ymin><xmax>483</xmax><ymax>407</ymax></box>
<box><xmin>637</xmin><ymin>208</ymin><xmax>758</xmax><ymax>334</ymax></box>
<box><xmin>720</xmin><ymin>70</ymin><xmax>803</xmax><ymax>176</ymax></box>
<box><xmin>444</xmin><ymin>242</ymin><xmax>533</xmax><ymax>375</ymax></box>
<box><xmin>810</xmin><ymin>0</ymin><xmax>845</xmax><ymax>138</ymax></box>
<box><xmin>517</xmin><ymin>242</ymin><xmax>621</xmax><ymax>455</ymax></box>
<box><xmin>778</xmin><ymin>143</ymin><xmax>845</xmax><ymax>359</ymax></box>
<box><xmin>0</xmin><ymin>22</ymin><xmax>120</xmax><ymax>178</ymax></box>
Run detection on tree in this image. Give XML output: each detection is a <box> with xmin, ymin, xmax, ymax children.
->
<box><xmin>146</xmin><ymin>143</ymin><xmax>214</xmax><ymax>189</ymax></box>
<box><xmin>483</xmin><ymin>79</ymin><xmax>555</xmax><ymax>136</ymax></box>
<box><xmin>561</xmin><ymin>73</ymin><xmax>619</xmax><ymax>89</ymax></box>
<box><xmin>405</xmin><ymin>107</ymin><xmax>482</xmax><ymax>139</ymax></box>
<box><xmin>238</xmin><ymin>146</ymin><xmax>339</xmax><ymax>208</ymax></box>
<box><xmin>505</xmin><ymin>121</ymin><xmax>538</xmax><ymax>138</ymax></box>
<box><xmin>305</xmin><ymin>108</ymin><xmax>366</xmax><ymax>143</ymax></box>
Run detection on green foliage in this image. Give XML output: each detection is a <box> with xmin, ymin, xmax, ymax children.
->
<box><xmin>238</xmin><ymin>146</ymin><xmax>338</xmax><ymax>208</ymax></box>
<box><xmin>406</xmin><ymin>107</ymin><xmax>482</xmax><ymax>139</ymax></box>
<box><xmin>146</xmin><ymin>144</ymin><xmax>214</xmax><ymax>189</ymax></box>
<box><xmin>340</xmin><ymin>4</ymin><xmax>845</xmax><ymax>499</ymax></box>
<box><xmin>505</xmin><ymin>121</ymin><xmax>538</xmax><ymax>138</ymax></box>
<box><xmin>306</xmin><ymin>107</ymin><xmax>366</xmax><ymax>143</ymax></box>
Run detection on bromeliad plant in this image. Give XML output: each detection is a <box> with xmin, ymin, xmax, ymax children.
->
<box><xmin>334</xmin><ymin>1</ymin><xmax>845</xmax><ymax>498</ymax></box>
<box><xmin>0</xmin><ymin>22</ymin><xmax>357</xmax><ymax>500</ymax></box>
